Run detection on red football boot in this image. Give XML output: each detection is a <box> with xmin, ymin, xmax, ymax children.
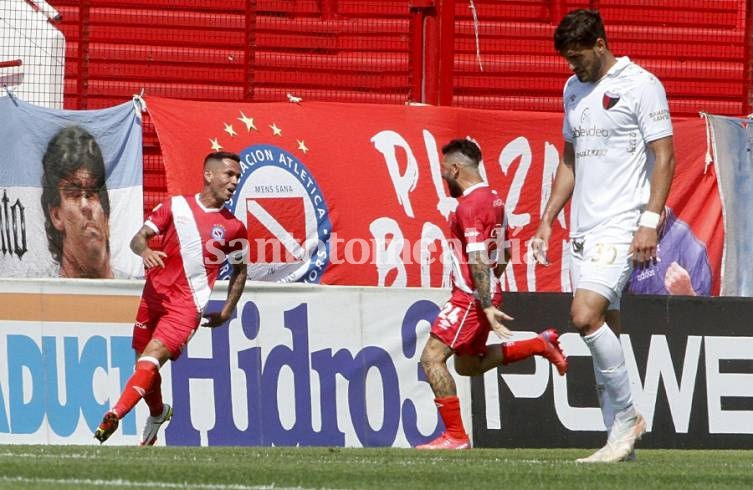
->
<box><xmin>538</xmin><ymin>328</ymin><xmax>569</xmax><ymax>376</ymax></box>
<box><xmin>416</xmin><ymin>432</ymin><xmax>471</xmax><ymax>450</ymax></box>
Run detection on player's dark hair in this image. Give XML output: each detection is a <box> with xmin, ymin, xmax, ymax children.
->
<box><xmin>204</xmin><ymin>151</ymin><xmax>241</xmax><ymax>168</ymax></box>
<box><xmin>554</xmin><ymin>9</ymin><xmax>608</xmax><ymax>52</ymax></box>
<box><xmin>41</xmin><ymin>125</ymin><xmax>110</xmax><ymax>264</ymax></box>
<box><xmin>442</xmin><ymin>138</ymin><xmax>481</xmax><ymax>165</ymax></box>
<box><xmin>441</xmin><ymin>138</ymin><xmax>482</xmax><ymax>166</ymax></box>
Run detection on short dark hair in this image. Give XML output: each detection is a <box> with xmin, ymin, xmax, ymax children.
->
<box><xmin>441</xmin><ymin>138</ymin><xmax>482</xmax><ymax>166</ymax></box>
<box><xmin>554</xmin><ymin>9</ymin><xmax>607</xmax><ymax>52</ymax></box>
<box><xmin>41</xmin><ymin>126</ymin><xmax>110</xmax><ymax>263</ymax></box>
<box><xmin>204</xmin><ymin>151</ymin><xmax>240</xmax><ymax>168</ymax></box>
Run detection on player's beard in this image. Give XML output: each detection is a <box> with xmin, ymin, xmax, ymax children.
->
<box><xmin>445</xmin><ymin>178</ymin><xmax>462</xmax><ymax>198</ymax></box>
<box><xmin>577</xmin><ymin>57</ymin><xmax>602</xmax><ymax>83</ymax></box>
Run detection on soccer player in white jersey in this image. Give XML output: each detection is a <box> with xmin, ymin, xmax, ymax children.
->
<box><xmin>532</xmin><ymin>9</ymin><xmax>676</xmax><ymax>462</ymax></box>
<box><xmin>94</xmin><ymin>152</ymin><xmax>249</xmax><ymax>445</ymax></box>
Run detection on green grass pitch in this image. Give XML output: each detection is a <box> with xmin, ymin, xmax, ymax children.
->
<box><xmin>1</xmin><ymin>446</ymin><xmax>752</xmax><ymax>489</ymax></box>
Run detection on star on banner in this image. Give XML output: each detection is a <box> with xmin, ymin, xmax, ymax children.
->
<box><xmin>224</xmin><ymin>123</ymin><xmax>237</xmax><ymax>137</ymax></box>
<box><xmin>238</xmin><ymin>111</ymin><xmax>257</xmax><ymax>131</ymax></box>
<box><xmin>270</xmin><ymin>123</ymin><xmax>282</xmax><ymax>136</ymax></box>
<box><xmin>209</xmin><ymin>138</ymin><xmax>223</xmax><ymax>151</ymax></box>
<box><xmin>297</xmin><ymin>139</ymin><xmax>309</xmax><ymax>154</ymax></box>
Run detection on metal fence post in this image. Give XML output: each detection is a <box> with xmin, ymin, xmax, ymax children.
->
<box><xmin>77</xmin><ymin>0</ymin><xmax>91</xmax><ymax>109</ymax></box>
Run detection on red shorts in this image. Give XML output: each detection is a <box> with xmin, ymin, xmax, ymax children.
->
<box><xmin>430</xmin><ymin>289</ymin><xmax>501</xmax><ymax>356</ymax></box>
<box><xmin>132</xmin><ymin>298</ymin><xmax>201</xmax><ymax>360</ymax></box>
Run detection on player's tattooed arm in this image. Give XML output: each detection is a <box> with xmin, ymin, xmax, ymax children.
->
<box><xmin>130</xmin><ymin>224</ymin><xmax>166</xmax><ymax>268</ymax></box>
<box><xmin>469</xmin><ymin>251</ymin><xmax>492</xmax><ymax>308</ymax></box>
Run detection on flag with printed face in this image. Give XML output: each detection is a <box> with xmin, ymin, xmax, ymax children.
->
<box><xmin>0</xmin><ymin>95</ymin><xmax>144</xmax><ymax>278</ymax></box>
<box><xmin>147</xmin><ymin>96</ymin><xmax>722</xmax><ymax>294</ymax></box>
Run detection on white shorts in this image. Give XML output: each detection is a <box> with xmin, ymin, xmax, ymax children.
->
<box><xmin>569</xmin><ymin>237</ymin><xmax>633</xmax><ymax>310</ymax></box>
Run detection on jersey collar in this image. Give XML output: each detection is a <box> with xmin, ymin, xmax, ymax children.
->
<box><xmin>603</xmin><ymin>56</ymin><xmax>631</xmax><ymax>80</ymax></box>
<box><xmin>194</xmin><ymin>193</ymin><xmax>222</xmax><ymax>213</ymax></box>
<box><xmin>462</xmin><ymin>182</ymin><xmax>488</xmax><ymax>197</ymax></box>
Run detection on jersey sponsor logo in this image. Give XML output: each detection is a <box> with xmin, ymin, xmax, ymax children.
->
<box><xmin>464</xmin><ymin>227</ymin><xmax>480</xmax><ymax>240</ymax></box>
<box><xmin>579</xmin><ymin>107</ymin><xmax>592</xmax><ymax>124</ymax></box>
<box><xmin>571</xmin><ymin>126</ymin><xmax>609</xmax><ymax>138</ymax></box>
<box><xmin>602</xmin><ymin>90</ymin><xmax>620</xmax><ymax>110</ymax></box>
<box><xmin>627</xmin><ymin>131</ymin><xmax>638</xmax><ymax>153</ymax></box>
<box><xmin>575</xmin><ymin>148</ymin><xmax>608</xmax><ymax>158</ymax></box>
<box><xmin>649</xmin><ymin>109</ymin><xmax>671</xmax><ymax>122</ymax></box>
<box><xmin>226</xmin><ymin>144</ymin><xmax>331</xmax><ymax>284</ymax></box>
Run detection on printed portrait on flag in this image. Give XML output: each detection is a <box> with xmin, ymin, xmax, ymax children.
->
<box><xmin>0</xmin><ymin>95</ymin><xmax>144</xmax><ymax>278</ymax></box>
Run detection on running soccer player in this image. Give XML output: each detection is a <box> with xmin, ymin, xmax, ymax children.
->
<box><xmin>532</xmin><ymin>9</ymin><xmax>676</xmax><ymax>462</ymax></box>
<box><xmin>94</xmin><ymin>151</ymin><xmax>249</xmax><ymax>445</ymax></box>
<box><xmin>416</xmin><ymin>138</ymin><xmax>568</xmax><ymax>450</ymax></box>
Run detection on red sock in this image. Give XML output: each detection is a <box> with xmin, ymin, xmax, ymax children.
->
<box><xmin>501</xmin><ymin>337</ymin><xmax>546</xmax><ymax>365</ymax></box>
<box><xmin>143</xmin><ymin>371</ymin><xmax>164</xmax><ymax>417</ymax></box>
<box><xmin>435</xmin><ymin>396</ymin><xmax>467</xmax><ymax>439</ymax></box>
<box><xmin>112</xmin><ymin>360</ymin><xmax>159</xmax><ymax>419</ymax></box>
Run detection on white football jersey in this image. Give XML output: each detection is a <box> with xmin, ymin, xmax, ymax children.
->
<box><xmin>562</xmin><ymin>56</ymin><xmax>673</xmax><ymax>240</ymax></box>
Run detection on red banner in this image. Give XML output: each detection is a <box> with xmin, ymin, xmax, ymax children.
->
<box><xmin>147</xmin><ymin>97</ymin><xmax>720</xmax><ymax>294</ymax></box>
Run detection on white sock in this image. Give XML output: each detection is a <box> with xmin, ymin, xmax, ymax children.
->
<box><xmin>583</xmin><ymin>323</ymin><xmax>633</xmax><ymax>413</ymax></box>
<box><xmin>593</xmin><ymin>366</ymin><xmax>615</xmax><ymax>432</ymax></box>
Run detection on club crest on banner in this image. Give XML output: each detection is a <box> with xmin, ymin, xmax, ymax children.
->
<box><xmin>224</xmin><ymin>144</ymin><xmax>331</xmax><ymax>284</ymax></box>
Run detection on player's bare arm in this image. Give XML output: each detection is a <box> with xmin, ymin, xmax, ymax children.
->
<box><xmin>631</xmin><ymin>135</ymin><xmax>676</xmax><ymax>266</ymax></box>
<box><xmin>469</xmin><ymin>251</ymin><xmax>513</xmax><ymax>338</ymax></box>
<box><xmin>533</xmin><ymin>142</ymin><xmax>576</xmax><ymax>265</ymax></box>
<box><xmin>202</xmin><ymin>261</ymin><xmax>248</xmax><ymax>328</ymax></box>
<box><xmin>130</xmin><ymin>224</ymin><xmax>167</xmax><ymax>268</ymax></box>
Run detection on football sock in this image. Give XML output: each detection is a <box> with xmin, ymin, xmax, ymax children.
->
<box><xmin>143</xmin><ymin>370</ymin><xmax>165</xmax><ymax>417</ymax></box>
<box><xmin>501</xmin><ymin>336</ymin><xmax>546</xmax><ymax>364</ymax></box>
<box><xmin>112</xmin><ymin>357</ymin><xmax>160</xmax><ymax>419</ymax></box>
<box><xmin>594</xmin><ymin>366</ymin><xmax>615</xmax><ymax>432</ymax></box>
<box><xmin>583</xmin><ymin>323</ymin><xmax>633</xmax><ymax>413</ymax></box>
<box><xmin>435</xmin><ymin>396</ymin><xmax>467</xmax><ymax>439</ymax></box>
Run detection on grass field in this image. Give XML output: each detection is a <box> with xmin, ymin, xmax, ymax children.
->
<box><xmin>1</xmin><ymin>446</ymin><xmax>752</xmax><ymax>490</ymax></box>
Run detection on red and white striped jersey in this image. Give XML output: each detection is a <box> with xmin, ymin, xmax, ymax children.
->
<box><xmin>447</xmin><ymin>183</ymin><xmax>508</xmax><ymax>298</ymax></box>
<box><xmin>143</xmin><ymin>194</ymin><xmax>247</xmax><ymax>313</ymax></box>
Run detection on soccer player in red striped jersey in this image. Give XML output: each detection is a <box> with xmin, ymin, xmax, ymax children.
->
<box><xmin>94</xmin><ymin>152</ymin><xmax>249</xmax><ymax>445</ymax></box>
<box><xmin>415</xmin><ymin>139</ymin><xmax>568</xmax><ymax>450</ymax></box>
